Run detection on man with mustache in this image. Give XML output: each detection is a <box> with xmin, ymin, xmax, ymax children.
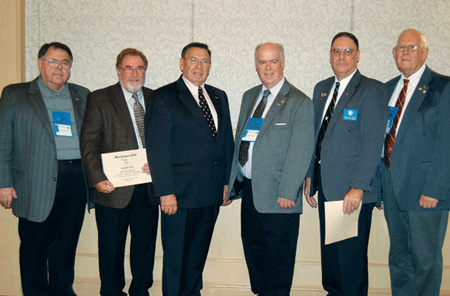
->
<box><xmin>304</xmin><ymin>32</ymin><xmax>388</xmax><ymax>295</ymax></box>
<box><xmin>81</xmin><ymin>48</ymin><xmax>158</xmax><ymax>296</ymax></box>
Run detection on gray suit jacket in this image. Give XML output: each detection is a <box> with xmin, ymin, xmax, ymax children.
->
<box><xmin>81</xmin><ymin>83</ymin><xmax>153</xmax><ymax>209</ymax></box>
<box><xmin>0</xmin><ymin>77</ymin><xmax>90</xmax><ymax>222</ymax></box>
<box><xmin>384</xmin><ymin>66</ymin><xmax>450</xmax><ymax>211</ymax></box>
<box><xmin>228</xmin><ymin>79</ymin><xmax>314</xmax><ymax>214</ymax></box>
<box><xmin>307</xmin><ymin>70</ymin><xmax>388</xmax><ymax>203</ymax></box>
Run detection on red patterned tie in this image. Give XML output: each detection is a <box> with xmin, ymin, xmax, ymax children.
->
<box><xmin>384</xmin><ymin>79</ymin><xmax>409</xmax><ymax>169</ymax></box>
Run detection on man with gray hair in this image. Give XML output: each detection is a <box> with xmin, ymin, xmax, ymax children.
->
<box><xmin>227</xmin><ymin>42</ymin><xmax>314</xmax><ymax>296</ymax></box>
<box><xmin>381</xmin><ymin>28</ymin><xmax>450</xmax><ymax>296</ymax></box>
<box><xmin>0</xmin><ymin>42</ymin><xmax>89</xmax><ymax>295</ymax></box>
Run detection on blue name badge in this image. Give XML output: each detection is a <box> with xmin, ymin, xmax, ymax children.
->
<box><xmin>343</xmin><ymin>109</ymin><xmax>358</xmax><ymax>121</ymax></box>
<box><xmin>385</xmin><ymin>106</ymin><xmax>399</xmax><ymax>134</ymax></box>
<box><xmin>241</xmin><ymin>118</ymin><xmax>264</xmax><ymax>142</ymax></box>
<box><xmin>52</xmin><ymin>111</ymin><xmax>73</xmax><ymax>137</ymax></box>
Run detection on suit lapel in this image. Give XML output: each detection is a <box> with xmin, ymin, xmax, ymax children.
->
<box><xmin>315</xmin><ymin>78</ymin><xmax>335</xmax><ymax>133</ymax></box>
<box><xmin>110</xmin><ymin>83</ymin><xmax>136</xmax><ymax>136</ymax></box>
<box><xmin>69</xmin><ymin>84</ymin><xmax>85</xmax><ymax>138</ymax></box>
<box><xmin>329</xmin><ymin>70</ymin><xmax>361</xmax><ymax>129</ymax></box>
<box><xmin>236</xmin><ymin>87</ymin><xmax>261</xmax><ymax>142</ymax></box>
<box><xmin>27</xmin><ymin>78</ymin><xmax>55</xmax><ymax>139</ymax></box>
<box><xmin>259</xmin><ymin>80</ymin><xmax>290</xmax><ymax>135</ymax></box>
<box><xmin>395</xmin><ymin>67</ymin><xmax>432</xmax><ymax>144</ymax></box>
<box><xmin>176</xmin><ymin>78</ymin><xmax>216</xmax><ymax>140</ymax></box>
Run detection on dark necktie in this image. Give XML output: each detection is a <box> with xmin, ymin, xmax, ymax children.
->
<box><xmin>384</xmin><ymin>79</ymin><xmax>409</xmax><ymax>169</ymax></box>
<box><xmin>239</xmin><ymin>89</ymin><xmax>271</xmax><ymax>167</ymax></box>
<box><xmin>315</xmin><ymin>81</ymin><xmax>340</xmax><ymax>162</ymax></box>
<box><xmin>198</xmin><ymin>86</ymin><xmax>217</xmax><ymax>138</ymax></box>
<box><xmin>132</xmin><ymin>93</ymin><xmax>146</xmax><ymax>148</ymax></box>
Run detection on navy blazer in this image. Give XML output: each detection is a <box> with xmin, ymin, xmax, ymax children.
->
<box><xmin>307</xmin><ymin>70</ymin><xmax>388</xmax><ymax>204</ymax></box>
<box><xmin>145</xmin><ymin>76</ymin><xmax>234</xmax><ymax>208</ymax></box>
<box><xmin>0</xmin><ymin>77</ymin><xmax>90</xmax><ymax>222</ymax></box>
<box><xmin>385</xmin><ymin>66</ymin><xmax>450</xmax><ymax>211</ymax></box>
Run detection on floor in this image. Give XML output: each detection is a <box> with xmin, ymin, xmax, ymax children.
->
<box><xmin>73</xmin><ymin>281</ymin><xmax>394</xmax><ymax>295</ymax></box>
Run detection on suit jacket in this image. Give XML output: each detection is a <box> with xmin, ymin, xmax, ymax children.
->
<box><xmin>144</xmin><ymin>76</ymin><xmax>234</xmax><ymax>208</ymax></box>
<box><xmin>306</xmin><ymin>70</ymin><xmax>388</xmax><ymax>203</ymax></box>
<box><xmin>0</xmin><ymin>77</ymin><xmax>90</xmax><ymax>222</ymax></box>
<box><xmin>81</xmin><ymin>83</ymin><xmax>153</xmax><ymax>209</ymax></box>
<box><xmin>385</xmin><ymin>66</ymin><xmax>450</xmax><ymax>211</ymax></box>
<box><xmin>227</xmin><ymin>79</ymin><xmax>314</xmax><ymax>214</ymax></box>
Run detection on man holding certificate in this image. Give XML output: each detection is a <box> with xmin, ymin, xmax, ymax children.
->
<box><xmin>81</xmin><ymin>48</ymin><xmax>158</xmax><ymax>296</ymax></box>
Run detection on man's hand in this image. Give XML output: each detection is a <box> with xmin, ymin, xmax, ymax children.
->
<box><xmin>95</xmin><ymin>180</ymin><xmax>115</xmax><ymax>194</ymax></box>
<box><xmin>304</xmin><ymin>177</ymin><xmax>317</xmax><ymax>208</ymax></box>
<box><xmin>343</xmin><ymin>188</ymin><xmax>363</xmax><ymax>214</ymax></box>
<box><xmin>0</xmin><ymin>187</ymin><xmax>17</xmax><ymax>209</ymax></box>
<box><xmin>278</xmin><ymin>197</ymin><xmax>295</xmax><ymax>209</ymax></box>
<box><xmin>419</xmin><ymin>195</ymin><xmax>439</xmax><ymax>209</ymax></box>
<box><xmin>222</xmin><ymin>185</ymin><xmax>232</xmax><ymax>206</ymax></box>
<box><xmin>142</xmin><ymin>163</ymin><xmax>150</xmax><ymax>175</ymax></box>
<box><xmin>161</xmin><ymin>194</ymin><xmax>177</xmax><ymax>215</ymax></box>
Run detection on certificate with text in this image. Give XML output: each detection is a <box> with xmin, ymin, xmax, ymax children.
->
<box><xmin>101</xmin><ymin>149</ymin><xmax>151</xmax><ymax>188</ymax></box>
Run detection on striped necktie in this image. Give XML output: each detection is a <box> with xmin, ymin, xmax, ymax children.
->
<box><xmin>132</xmin><ymin>93</ymin><xmax>146</xmax><ymax>148</ymax></box>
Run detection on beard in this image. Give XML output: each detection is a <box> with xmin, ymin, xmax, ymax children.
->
<box><xmin>123</xmin><ymin>77</ymin><xmax>144</xmax><ymax>94</ymax></box>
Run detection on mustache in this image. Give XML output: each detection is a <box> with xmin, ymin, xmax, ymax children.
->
<box><xmin>129</xmin><ymin>76</ymin><xmax>142</xmax><ymax>82</ymax></box>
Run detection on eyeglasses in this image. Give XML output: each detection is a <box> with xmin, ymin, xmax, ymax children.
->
<box><xmin>331</xmin><ymin>48</ymin><xmax>356</xmax><ymax>55</ymax></box>
<box><xmin>183</xmin><ymin>57</ymin><xmax>211</xmax><ymax>66</ymax></box>
<box><xmin>395</xmin><ymin>45</ymin><xmax>420</xmax><ymax>52</ymax></box>
<box><xmin>41</xmin><ymin>58</ymin><xmax>72</xmax><ymax>69</ymax></box>
<box><xmin>120</xmin><ymin>66</ymin><xmax>146</xmax><ymax>74</ymax></box>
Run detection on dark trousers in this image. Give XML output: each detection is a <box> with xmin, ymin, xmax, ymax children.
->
<box><xmin>95</xmin><ymin>184</ymin><xmax>158</xmax><ymax>296</ymax></box>
<box><xmin>241</xmin><ymin>178</ymin><xmax>300</xmax><ymax>296</ymax></box>
<box><xmin>160</xmin><ymin>202</ymin><xmax>220</xmax><ymax>296</ymax></box>
<box><xmin>317</xmin><ymin>171</ymin><xmax>374</xmax><ymax>296</ymax></box>
<box><xmin>19</xmin><ymin>159</ymin><xmax>86</xmax><ymax>296</ymax></box>
<box><xmin>381</xmin><ymin>166</ymin><xmax>448</xmax><ymax>296</ymax></box>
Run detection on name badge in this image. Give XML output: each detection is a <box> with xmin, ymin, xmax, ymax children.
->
<box><xmin>52</xmin><ymin>111</ymin><xmax>73</xmax><ymax>137</ymax></box>
<box><xmin>241</xmin><ymin>118</ymin><xmax>264</xmax><ymax>142</ymax></box>
<box><xmin>343</xmin><ymin>109</ymin><xmax>358</xmax><ymax>121</ymax></box>
<box><xmin>385</xmin><ymin>106</ymin><xmax>399</xmax><ymax>134</ymax></box>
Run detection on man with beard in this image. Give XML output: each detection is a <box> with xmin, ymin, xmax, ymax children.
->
<box><xmin>81</xmin><ymin>48</ymin><xmax>158</xmax><ymax>296</ymax></box>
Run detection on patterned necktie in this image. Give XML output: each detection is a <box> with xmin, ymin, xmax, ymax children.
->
<box><xmin>384</xmin><ymin>79</ymin><xmax>409</xmax><ymax>169</ymax></box>
<box><xmin>132</xmin><ymin>93</ymin><xmax>146</xmax><ymax>148</ymax></box>
<box><xmin>198</xmin><ymin>86</ymin><xmax>217</xmax><ymax>138</ymax></box>
<box><xmin>315</xmin><ymin>81</ymin><xmax>340</xmax><ymax>162</ymax></box>
<box><xmin>239</xmin><ymin>89</ymin><xmax>271</xmax><ymax>167</ymax></box>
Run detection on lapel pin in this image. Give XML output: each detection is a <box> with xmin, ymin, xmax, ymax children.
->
<box><xmin>76</xmin><ymin>97</ymin><xmax>79</xmax><ymax>101</ymax></box>
<box><xmin>321</xmin><ymin>93</ymin><xmax>327</xmax><ymax>97</ymax></box>
<box><xmin>346</xmin><ymin>93</ymin><xmax>349</xmax><ymax>96</ymax></box>
<box><xmin>215</xmin><ymin>96</ymin><xmax>219</xmax><ymax>100</ymax></box>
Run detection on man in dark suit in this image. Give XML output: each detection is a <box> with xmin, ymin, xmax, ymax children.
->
<box><xmin>0</xmin><ymin>42</ymin><xmax>89</xmax><ymax>296</ymax></box>
<box><xmin>227</xmin><ymin>42</ymin><xmax>314</xmax><ymax>296</ymax></box>
<box><xmin>381</xmin><ymin>29</ymin><xmax>450</xmax><ymax>296</ymax></box>
<box><xmin>304</xmin><ymin>32</ymin><xmax>388</xmax><ymax>296</ymax></box>
<box><xmin>145</xmin><ymin>42</ymin><xmax>234</xmax><ymax>296</ymax></box>
<box><xmin>81</xmin><ymin>48</ymin><xmax>158</xmax><ymax>296</ymax></box>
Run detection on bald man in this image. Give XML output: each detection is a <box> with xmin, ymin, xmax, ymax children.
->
<box><xmin>381</xmin><ymin>29</ymin><xmax>450</xmax><ymax>296</ymax></box>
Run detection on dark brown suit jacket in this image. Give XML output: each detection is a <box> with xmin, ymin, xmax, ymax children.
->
<box><xmin>81</xmin><ymin>82</ymin><xmax>153</xmax><ymax>209</ymax></box>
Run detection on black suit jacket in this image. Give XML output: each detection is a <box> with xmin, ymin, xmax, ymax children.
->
<box><xmin>145</xmin><ymin>76</ymin><xmax>234</xmax><ymax>208</ymax></box>
<box><xmin>81</xmin><ymin>83</ymin><xmax>153</xmax><ymax>209</ymax></box>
